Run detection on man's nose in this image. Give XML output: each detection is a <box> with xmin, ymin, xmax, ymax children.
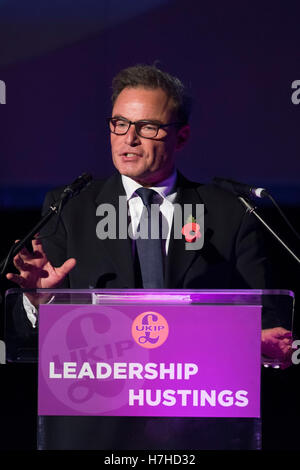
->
<box><xmin>124</xmin><ymin>123</ymin><xmax>141</xmax><ymax>145</ymax></box>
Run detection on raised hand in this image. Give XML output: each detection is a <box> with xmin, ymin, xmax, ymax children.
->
<box><xmin>6</xmin><ymin>237</ymin><xmax>76</xmax><ymax>289</ymax></box>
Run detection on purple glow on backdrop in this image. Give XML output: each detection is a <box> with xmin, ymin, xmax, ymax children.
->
<box><xmin>0</xmin><ymin>1</ymin><xmax>299</xmax><ymax>206</ymax></box>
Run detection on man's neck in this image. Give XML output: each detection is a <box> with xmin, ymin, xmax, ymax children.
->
<box><xmin>121</xmin><ymin>170</ymin><xmax>177</xmax><ymax>200</ymax></box>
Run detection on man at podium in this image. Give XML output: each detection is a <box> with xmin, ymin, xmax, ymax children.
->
<box><xmin>7</xmin><ymin>65</ymin><xmax>292</xmax><ymax>368</ymax></box>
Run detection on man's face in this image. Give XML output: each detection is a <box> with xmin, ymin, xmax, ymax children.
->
<box><xmin>110</xmin><ymin>87</ymin><xmax>189</xmax><ymax>186</ymax></box>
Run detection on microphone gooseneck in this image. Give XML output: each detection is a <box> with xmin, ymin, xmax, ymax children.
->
<box><xmin>0</xmin><ymin>173</ymin><xmax>93</xmax><ymax>277</ymax></box>
<box><xmin>213</xmin><ymin>176</ymin><xmax>300</xmax><ymax>265</ymax></box>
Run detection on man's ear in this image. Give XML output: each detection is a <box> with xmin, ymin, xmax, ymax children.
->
<box><xmin>175</xmin><ymin>124</ymin><xmax>190</xmax><ymax>150</ymax></box>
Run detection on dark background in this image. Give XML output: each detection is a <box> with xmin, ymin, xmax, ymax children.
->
<box><xmin>0</xmin><ymin>0</ymin><xmax>299</xmax><ymax>450</ymax></box>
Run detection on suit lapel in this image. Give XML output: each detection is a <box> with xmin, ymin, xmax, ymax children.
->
<box><xmin>94</xmin><ymin>174</ymin><xmax>135</xmax><ymax>287</ymax></box>
<box><xmin>165</xmin><ymin>173</ymin><xmax>205</xmax><ymax>288</ymax></box>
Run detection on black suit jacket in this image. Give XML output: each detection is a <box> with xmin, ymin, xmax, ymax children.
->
<box><xmin>40</xmin><ymin>172</ymin><xmax>272</xmax><ymax>293</ymax></box>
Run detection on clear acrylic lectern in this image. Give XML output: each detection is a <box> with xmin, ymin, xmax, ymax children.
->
<box><xmin>4</xmin><ymin>288</ymin><xmax>295</xmax><ymax>450</ymax></box>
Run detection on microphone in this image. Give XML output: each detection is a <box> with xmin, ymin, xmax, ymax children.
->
<box><xmin>0</xmin><ymin>173</ymin><xmax>93</xmax><ymax>277</ymax></box>
<box><xmin>59</xmin><ymin>173</ymin><xmax>93</xmax><ymax>202</ymax></box>
<box><xmin>213</xmin><ymin>177</ymin><xmax>268</xmax><ymax>199</ymax></box>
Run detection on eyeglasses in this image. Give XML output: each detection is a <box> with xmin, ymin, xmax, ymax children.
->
<box><xmin>107</xmin><ymin>117</ymin><xmax>182</xmax><ymax>139</ymax></box>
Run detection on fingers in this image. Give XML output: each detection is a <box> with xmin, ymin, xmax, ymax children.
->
<box><xmin>14</xmin><ymin>253</ymin><xmax>26</xmax><ymax>271</ymax></box>
<box><xmin>263</xmin><ymin>328</ymin><xmax>293</xmax><ymax>341</ymax></box>
<box><xmin>32</xmin><ymin>237</ymin><xmax>45</xmax><ymax>255</ymax></box>
<box><xmin>13</xmin><ymin>251</ymin><xmax>39</xmax><ymax>272</ymax></box>
<box><xmin>280</xmin><ymin>346</ymin><xmax>292</xmax><ymax>357</ymax></box>
<box><xmin>8</xmin><ymin>248</ymin><xmax>76</xmax><ymax>287</ymax></box>
<box><xmin>262</xmin><ymin>328</ymin><xmax>294</xmax><ymax>360</ymax></box>
<box><xmin>275</xmin><ymin>339</ymin><xmax>293</xmax><ymax>361</ymax></box>
<box><xmin>12</xmin><ymin>240</ymin><xmax>46</xmax><ymax>273</ymax></box>
<box><xmin>6</xmin><ymin>272</ymin><xmax>27</xmax><ymax>288</ymax></box>
<box><xmin>280</xmin><ymin>360</ymin><xmax>292</xmax><ymax>370</ymax></box>
<box><xmin>14</xmin><ymin>240</ymin><xmax>32</xmax><ymax>261</ymax></box>
<box><xmin>280</xmin><ymin>346</ymin><xmax>294</xmax><ymax>368</ymax></box>
<box><xmin>26</xmin><ymin>238</ymin><xmax>45</xmax><ymax>260</ymax></box>
<box><xmin>282</xmin><ymin>337</ymin><xmax>293</xmax><ymax>345</ymax></box>
<box><xmin>273</xmin><ymin>327</ymin><xmax>292</xmax><ymax>338</ymax></box>
<box><xmin>56</xmin><ymin>258</ymin><xmax>76</xmax><ymax>278</ymax></box>
<box><xmin>15</xmin><ymin>236</ymin><xmax>45</xmax><ymax>259</ymax></box>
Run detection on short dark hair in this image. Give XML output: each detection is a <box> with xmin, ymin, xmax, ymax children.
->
<box><xmin>111</xmin><ymin>64</ymin><xmax>192</xmax><ymax>125</ymax></box>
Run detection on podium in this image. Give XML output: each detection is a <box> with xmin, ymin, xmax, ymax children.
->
<box><xmin>4</xmin><ymin>288</ymin><xmax>294</xmax><ymax>450</ymax></box>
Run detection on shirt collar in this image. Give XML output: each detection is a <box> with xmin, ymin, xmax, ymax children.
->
<box><xmin>121</xmin><ymin>170</ymin><xmax>177</xmax><ymax>201</ymax></box>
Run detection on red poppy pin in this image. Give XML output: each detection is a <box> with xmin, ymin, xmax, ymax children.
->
<box><xmin>181</xmin><ymin>215</ymin><xmax>202</xmax><ymax>243</ymax></box>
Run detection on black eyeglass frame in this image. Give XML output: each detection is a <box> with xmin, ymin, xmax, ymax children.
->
<box><xmin>107</xmin><ymin>117</ymin><xmax>183</xmax><ymax>139</ymax></box>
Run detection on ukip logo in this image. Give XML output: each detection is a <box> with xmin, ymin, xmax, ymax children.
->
<box><xmin>131</xmin><ymin>311</ymin><xmax>169</xmax><ymax>349</ymax></box>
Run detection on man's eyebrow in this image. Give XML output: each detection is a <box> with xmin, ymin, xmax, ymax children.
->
<box><xmin>140</xmin><ymin>119</ymin><xmax>163</xmax><ymax>125</ymax></box>
<box><xmin>111</xmin><ymin>114</ymin><xmax>129</xmax><ymax>120</ymax></box>
<box><xmin>111</xmin><ymin>115</ymin><xmax>163</xmax><ymax>125</ymax></box>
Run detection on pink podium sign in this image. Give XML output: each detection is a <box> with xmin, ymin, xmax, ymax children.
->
<box><xmin>38</xmin><ymin>303</ymin><xmax>261</xmax><ymax>417</ymax></box>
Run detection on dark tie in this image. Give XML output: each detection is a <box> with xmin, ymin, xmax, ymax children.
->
<box><xmin>135</xmin><ymin>188</ymin><xmax>164</xmax><ymax>288</ymax></box>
